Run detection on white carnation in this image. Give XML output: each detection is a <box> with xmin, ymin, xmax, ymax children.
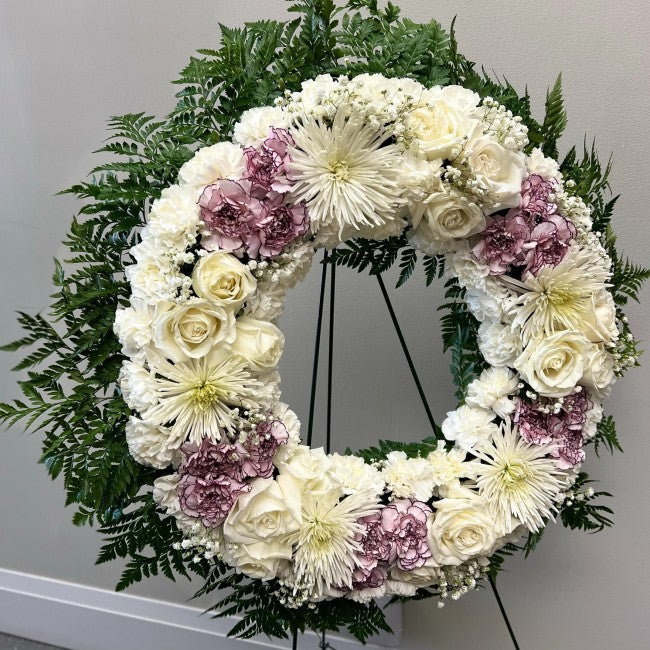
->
<box><xmin>478</xmin><ymin>320</ymin><xmax>522</xmax><ymax>367</ymax></box>
<box><xmin>466</xmin><ymin>367</ymin><xmax>519</xmax><ymax>418</ymax></box>
<box><xmin>178</xmin><ymin>142</ymin><xmax>246</xmax><ymax>190</ymax></box>
<box><xmin>147</xmin><ymin>184</ymin><xmax>200</xmax><ymax>248</ymax></box>
<box><xmin>449</xmin><ymin>246</ymin><xmax>490</xmax><ymax>291</ymax></box>
<box><xmin>330</xmin><ymin>454</ymin><xmax>385</xmax><ymax>496</ymax></box>
<box><xmin>526</xmin><ymin>147</ymin><xmax>562</xmax><ymax>181</ymax></box>
<box><xmin>233</xmin><ymin>106</ymin><xmax>291</xmax><ymax>147</ymax></box>
<box><xmin>441</xmin><ymin>405</ymin><xmax>498</xmax><ymax>452</ymax></box>
<box><xmin>271</xmin><ymin>402</ymin><xmax>302</xmax><ymax>465</ymax></box>
<box><xmin>583</xmin><ymin>398</ymin><xmax>603</xmax><ymax>440</ymax></box>
<box><xmin>113</xmin><ymin>302</ymin><xmax>153</xmax><ymax>359</ymax></box>
<box><xmin>382</xmin><ymin>451</ymin><xmax>435</xmax><ymax>501</ymax></box>
<box><xmin>118</xmin><ymin>360</ymin><xmax>157</xmax><ymax>412</ymax></box>
<box><xmin>427</xmin><ymin>442</ymin><xmax>471</xmax><ymax>488</ymax></box>
<box><xmin>125</xmin><ymin>416</ymin><xmax>180</xmax><ymax>469</ymax></box>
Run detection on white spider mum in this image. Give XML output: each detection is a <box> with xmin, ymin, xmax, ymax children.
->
<box><xmin>469</xmin><ymin>420</ymin><xmax>568</xmax><ymax>533</ymax></box>
<box><xmin>292</xmin><ymin>487</ymin><xmax>380</xmax><ymax>595</ymax></box>
<box><xmin>508</xmin><ymin>246</ymin><xmax>611</xmax><ymax>343</ymax></box>
<box><xmin>288</xmin><ymin>108</ymin><xmax>405</xmax><ymax>244</ymax></box>
<box><xmin>140</xmin><ymin>348</ymin><xmax>264</xmax><ymax>443</ymax></box>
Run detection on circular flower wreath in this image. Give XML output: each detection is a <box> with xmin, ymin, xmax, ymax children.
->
<box><xmin>2</xmin><ymin>1</ymin><xmax>647</xmax><ymax>644</ymax></box>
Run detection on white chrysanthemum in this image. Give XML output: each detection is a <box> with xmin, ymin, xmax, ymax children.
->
<box><xmin>293</xmin><ymin>487</ymin><xmax>380</xmax><ymax>595</ymax></box>
<box><xmin>427</xmin><ymin>442</ymin><xmax>471</xmax><ymax>488</ymax></box>
<box><xmin>441</xmin><ymin>405</ymin><xmax>498</xmax><ymax>452</ymax></box>
<box><xmin>509</xmin><ymin>246</ymin><xmax>612</xmax><ymax>344</ymax></box>
<box><xmin>147</xmin><ymin>185</ymin><xmax>200</xmax><ymax>248</ymax></box>
<box><xmin>469</xmin><ymin>420</ymin><xmax>568</xmax><ymax>533</ymax></box>
<box><xmin>330</xmin><ymin>453</ymin><xmax>385</xmax><ymax>496</ymax></box>
<box><xmin>466</xmin><ymin>367</ymin><xmax>519</xmax><ymax>418</ymax></box>
<box><xmin>141</xmin><ymin>348</ymin><xmax>266</xmax><ymax>443</ymax></box>
<box><xmin>477</xmin><ymin>320</ymin><xmax>522</xmax><ymax>368</ymax></box>
<box><xmin>288</xmin><ymin>108</ymin><xmax>405</xmax><ymax>244</ymax></box>
<box><xmin>382</xmin><ymin>451</ymin><xmax>435</xmax><ymax>501</ymax></box>
<box><xmin>125</xmin><ymin>416</ymin><xmax>182</xmax><ymax>469</ymax></box>
<box><xmin>233</xmin><ymin>106</ymin><xmax>291</xmax><ymax>147</ymax></box>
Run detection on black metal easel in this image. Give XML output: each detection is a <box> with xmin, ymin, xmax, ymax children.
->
<box><xmin>291</xmin><ymin>251</ymin><xmax>520</xmax><ymax>649</ymax></box>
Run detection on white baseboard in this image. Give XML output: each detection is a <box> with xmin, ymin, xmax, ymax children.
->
<box><xmin>0</xmin><ymin>568</ymin><xmax>401</xmax><ymax>649</ymax></box>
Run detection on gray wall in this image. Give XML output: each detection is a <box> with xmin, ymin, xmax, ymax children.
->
<box><xmin>1</xmin><ymin>1</ymin><xmax>648</xmax><ymax>648</ymax></box>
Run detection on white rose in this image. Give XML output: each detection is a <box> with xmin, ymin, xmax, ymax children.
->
<box><xmin>465</xmin><ymin>132</ymin><xmax>526</xmax><ymax>212</ymax></box>
<box><xmin>515</xmin><ymin>331</ymin><xmax>590</xmax><ymax>397</ymax></box>
<box><xmin>428</xmin><ymin>486</ymin><xmax>498</xmax><ymax>565</ymax></box>
<box><xmin>277</xmin><ymin>446</ymin><xmax>334</xmax><ymax>496</ymax></box>
<box><xmin>410</xmin><ymin>189</ymin><xmax>485</xmax><ymax>250</ymax></box>
<box><xmin>582</xmin><ymin>344</ymin><xmax>616</xmax><ymax>397</ymax></box>
<box><xmin>408</xmin><ymin>87</ymin><xmax>479</xmax><ymax>159</ymax></box>
<box><xmin>178</xmin><ymin>142</ymin><xmax>246</xmax><ymax>190</ymax></box>
<box><xmin>147</xmin><ymin>185</ymin><xmax>200</xmax><ymax>248</ymax></box>
<box><xmin>151</xmin><ymin>299</ymin><xmax>236</xmax><ymax>362</ymax></box>
<box><xmin>582</xmin><ymin>289</ymin><xmax>619</xmax><ymax>344</ymax></box>
<box><xmin>222</xmin><ymin>476</ymin><xmax>302</xmax><ymax>580</ymax></box>
<box><xmin>330</xmin><ymin>453</ymin><xmax>385</xmax><ymax>496</ymax></box>
<box><xmin>233</xmin><ymin>106</ymin><xmax>291</xmax><ymax>147</ymax></box>
<box><xmin>466</xmin><ymin>367</ymin><xmax>519</xmax><ymax>418</ymax></box>
<box><xmin>526</xmin><ymin>147</ymin><xmax>562</xmax><ymax>181</ymax></box>
<box><xmin>441</xmin><ymin>405</ymin><xmax>498</xmax><ymax>452</ymax></box>
<box><xmin>118</xmin><ymin>361</ymin><xmax>157</xmax><ymax>412</ymax></box>
<box><xmin>231</xmin><ymin>316</ymin><xmax>285</xmax><ymax>371</ymax></box>
<box><xmin>192</xmin><ymin>252</ymin><xmax>256</xmax><ymax>311</ymax></box>
<box><xmin>382</xmin><ymin>451</ymin><xmax>435</xmax><ymax>501</ymax></box>
<box><xmin>114</xmin><ymin>304</ymin><xmax>153</xmax><ymax>359</ymax></box>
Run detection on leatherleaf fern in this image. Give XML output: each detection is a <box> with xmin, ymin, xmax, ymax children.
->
<box><xmin>1</xmin><ymin>0</ymin><xmax>646</xmax><ymax>643</ymax></box>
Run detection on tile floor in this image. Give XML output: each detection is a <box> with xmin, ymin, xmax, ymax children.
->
<box><xmin>0</xmin><ymin>634</ymin><xmax>67</xmax><ymax>650</ymax></box>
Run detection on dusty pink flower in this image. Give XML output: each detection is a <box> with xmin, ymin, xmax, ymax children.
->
<box><xmin>177</xmin><ymin>438</ymin><xmax>250</xmax><ymax>527</ymax></box>
<box><xmin>352</xmin><ymin>565</ymin><xmax>387</xmax><ymax>591</ymax></box>
<box><xmin>198</xmin><ymin>179</ymin><xmax>263</xmax><ymax>253</ymax></box>
<box><xmin>524</xmin><ymin>214</ymin><xmax>576</xmax><ymax>275</ymax></box>
<box><xmin>380</xmin><ymin>500</ymin><xmax>432</xmax><ymax>571</ymax></box>
<box><xmin>356</xmin><ymin>512</ymin><xmax>393</xmax><ymax>570</ymax></box>
<box><xmin>520</xmin><ymin>174</ymin><xmax>557</xmax><ymax>218</ymax></box>
<box><xmin>178</xmin><ymin>473</ymin><xmax>248</xmax><ymax>527</ymax></box>
<box><xmin>473</xmin><ymin>212</ymin><xmax>530</xmax><ymax>274</ymax></box>
<box><xmin>181</xmin><ymin>439</ymin><xmax>247</xmax><ymax>481</ymax></box>
<box><xmin>246</xmin><ymin>193</ymin><xmax>309</xmax><ymax>258</ymax></box>
<box><xmin>515</xmin><ymin>391</ymin><xmax>592</xmax><ymax>468</ymax></box>
<box><xmin>241</xmin><ymin>419</ymin><xmax>289</xmax><ymax>479</ymax></box>
<box><xmin>245</xmin><ymin>128</ymin><xmax>294</xmax><ymax>194</ymax></box>
<box><xmin>515</xmin><ymin>400</ymin><xmax>552</xmax><ymax>445</ymax></box>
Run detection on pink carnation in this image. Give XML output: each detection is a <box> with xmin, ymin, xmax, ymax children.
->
<box><xmin>181</xmin><ymin>439</ymin><xmax>247</xmax><ymax>482</ymax></box>
<box><xmin>244</xmin><ymin>128</ymin><xmax>294</xmax><ymax>194</ymax></box>
<box><xmin>524</xmin><ymin>213</ymin><xmax>576</xmax><ymax>275</ymax></box>
<box><xmin>515</xmin><ymin>391</ymin><xmax>592</xmax><ymax>468</ymax></box>
<box><xmin>178</xmin><ymin>473</ymin><xmax>248</xmax><ymax>527</ymax></box>
<box><xmin>380</xmin><ymin>500</ymin><xmax>432</xmax><ymax>571</ymax></box>
<box><xmin>246</xmin><ymin>193</ymin><xmax>309</xmax><ymax>258</ymax></box>
<box><xmin>473</xmin><ymin>212</ymin><xmax>530</xmax><ymax>274</ymax></box>
<box><xmin>241</xmin><ymin>419</ymin><xmax>289</xmax><ymax>479</ymax></box>
<box><xmin>198</xmin><ymin>179</ymin><xmax>263</xmax><ymax>253</ymax></box>
<box><xmin>520</xmin><ymin>174</ymin><xmax>557</xmax><ymax>218</ymax></box>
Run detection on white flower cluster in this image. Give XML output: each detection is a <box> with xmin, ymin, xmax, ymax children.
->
<box><xmin>116</xmin><ymin>73</ymin><xmax>629</xmax><ymax>607</ymax></box>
